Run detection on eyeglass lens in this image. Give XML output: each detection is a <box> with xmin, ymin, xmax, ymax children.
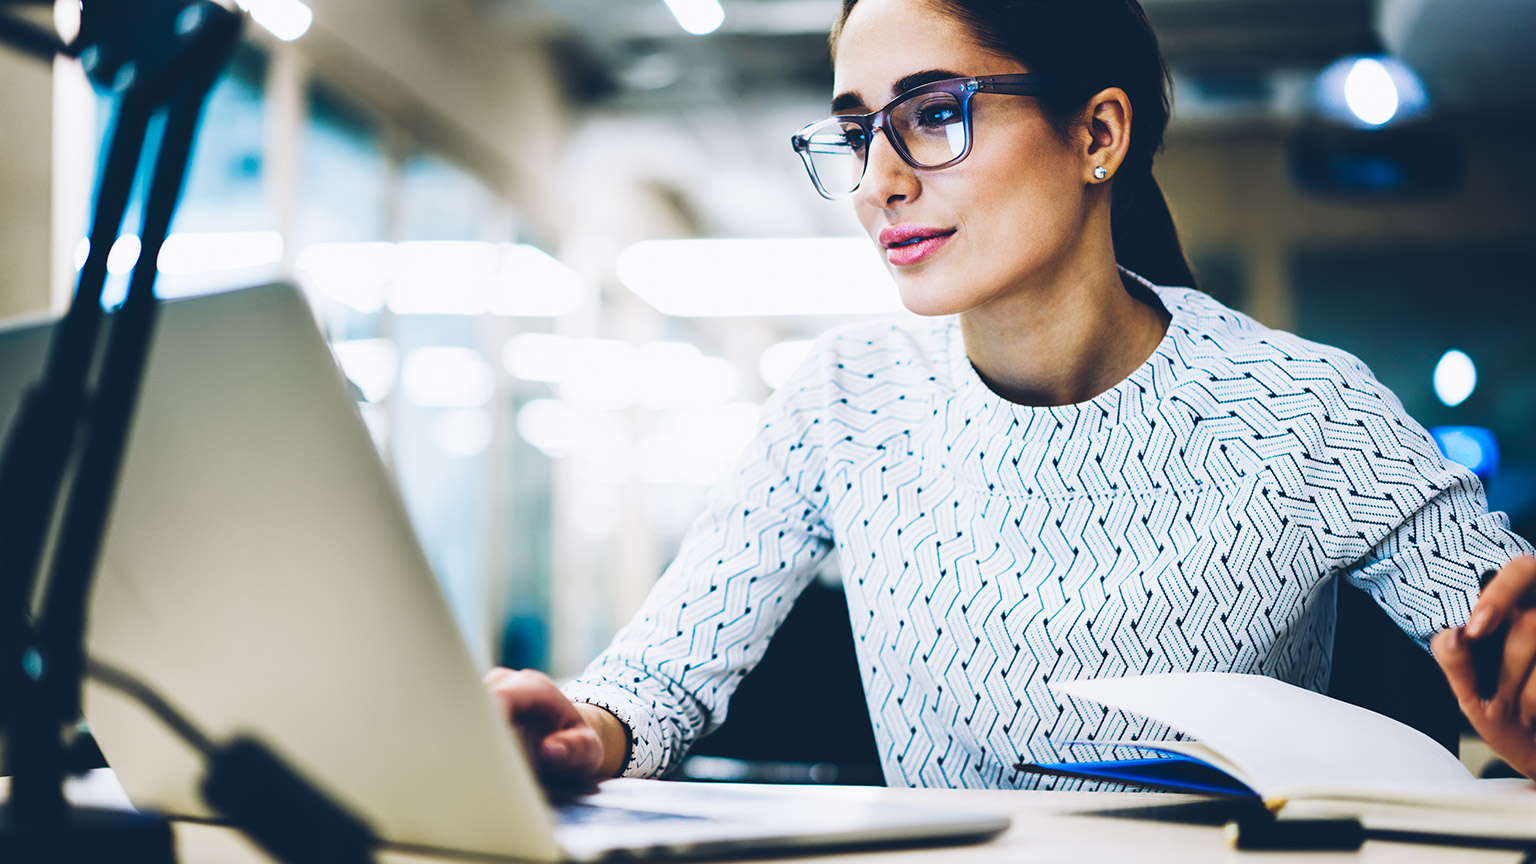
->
<box><xmin>801</xmin><ymin>88</ymin><xmax>969</xmax><ymax>198</ymax></box>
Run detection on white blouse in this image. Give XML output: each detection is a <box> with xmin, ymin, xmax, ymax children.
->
<box><xmin>565</xmin><ymin>272</ymin><xmax>1530</xmax><ymax>788</ymax></box>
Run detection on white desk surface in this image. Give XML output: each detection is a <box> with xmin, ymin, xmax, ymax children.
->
<box><xmin>3</xmin><ymin>769</ymin><xmax>1525</xmax><ymax>863</ymax></box>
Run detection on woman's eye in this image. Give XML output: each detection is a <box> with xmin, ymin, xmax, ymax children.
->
<box><xmin>844</xmin><ymin>128</ymin><xmax>870</xmax><ymax>153</ymax></box>
<box><xmin>917</xmin><ymin>103</ymin><xmax>959</xmax><ymax>127</ymax></box>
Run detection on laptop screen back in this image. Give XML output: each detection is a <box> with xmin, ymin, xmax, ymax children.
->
<box><xmin>0</xmin><ymin>284</ymin><xmax>559</xmax><ymax>860</ymax></box>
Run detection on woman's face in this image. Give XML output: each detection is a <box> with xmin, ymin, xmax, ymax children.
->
<box><xmin>833</xmin><ymin>0</ymin><xmax>1094</xmax><ymax>316</ymax></box>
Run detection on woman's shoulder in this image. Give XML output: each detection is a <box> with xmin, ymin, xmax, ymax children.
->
<box><xmin>814</xmin><ymin>313</ymin><xmax>952</xmax><ymax>359</ymax></box>
<box><xmin>752</xmin><ymin>315</ymin><xmax>950</xmax><ymax>456</ymax></box>
<box><xmin>791</xmin><ymin>313</ymin><xmax>956</xmax><ymax>389</ymax></box>
<box><xmin>1156</xmin><ymin>284</ymin><xmax>1387</xmax><ymax>397</ymax></box>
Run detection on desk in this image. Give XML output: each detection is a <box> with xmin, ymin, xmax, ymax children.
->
<box><xmin>3</xmin><ymin>770</ymin><xmax>1525</xmax><ymax>863</ymax></box>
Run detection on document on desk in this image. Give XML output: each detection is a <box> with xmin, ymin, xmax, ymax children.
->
<box><xmin>1024</xmin><ymin>672</ymin><xmax>1536</xmax><ymax>843</ymax></box>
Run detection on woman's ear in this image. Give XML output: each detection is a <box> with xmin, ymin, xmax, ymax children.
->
<box><xmin>1081</xmin><ymin>87</ymin><xmax>1132</xmax><ymax>184</ymax></box>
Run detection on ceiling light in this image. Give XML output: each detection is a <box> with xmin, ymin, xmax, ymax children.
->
<box><xmin>106</xmin><ymin>235</ymin><xmax>141</xmax><ymax>276</ymax></box>
<box><xmin>53</xmin><ymin>0</ymin><xmax>81</xmax><ymax>45</ymax></box>
<box><xmin>389</xmin><ymin>241</ymin><xmax>500</xmax><ymax>316</ymax></box>
<box><xmin>432</xmin><ymin>408</ymin><xmax>493</xmax><ymax>458</ymax></box>
<box><xmin>1430</xmin><ymin>426</ymin><xmax>1499</xmax><ymax>478</ymax></box>
<box><xmin>489</xmin><ymin>245</ymin><xmax>586</xmax><ymax>317</ymax></box>
<box><xmin>635</xmin><ymin>344</ymin><xmax>740</xmax><ymax>410</ymax></box>
<box><xmin>157</xmin><ymin>231</ymin><xmax>283</xmax><ymax>274</ymax></box>
<box><xmin>516</xmin><ymin>399</ymin><xmax>576</xmax><ymax>458</ymax></box>
<box><xmin>401</xmin><ymin>347</ymin><xmax>494</xmax><ymax>408</ymax></box>
<box><xmin>1432</xmin><ymin>349</ymin><xmax>1476</xmax><ymax>407</ymax></box>
<box><xmin>663</xmin><ymin>0</ymin><xmax>724</xmax><ymax>35</ymax></box>
<box><xmin>297</xmin><ymin>242</ymin><xmax>584</xmax><ymax>317</ymax></box>
<box><xmin>1343</xmin><ymin>58</ymin><xmax>1398</xmax><ymax>126</ymax></box>
<box><xmin>236</xmin><ymin>0</ymin><xmax>312</xmax><ymax>41</ymax></box>
<box><xmin>295</xmin><ymin>242</ymin><xmax>394</xmax><ymax>314</ymax></box>
<box><xmin>330</xmin><ymin>338</ymin><xmax>398</xmax><ymax>403</ymax></box>
<box><xmin>617</xmin><ymin>238</ymin><xmax>902</xmax><ymax>317</ymax></box>
<box><xmin>503</xmin><ymin>333</ymin><xmax>576</xmax><ymax>383</ymax></box>
<box><xmin>1313</xmin><ymin>54</ymin><xmax>1429</xmax><ymax>129</ymax></box>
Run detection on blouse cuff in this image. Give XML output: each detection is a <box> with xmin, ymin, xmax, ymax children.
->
<box><xmin>562</xmin><ymin>679</ymin><xmax>673</xmax><ymax>778</ymax></box>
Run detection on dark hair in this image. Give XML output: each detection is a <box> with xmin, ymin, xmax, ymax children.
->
<box><xmin>832</xmin><ymin>0</ymin><xmax>1197</xmax><ymax>290</ymax></box>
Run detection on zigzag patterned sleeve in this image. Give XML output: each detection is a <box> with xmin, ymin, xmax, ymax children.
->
<box><xmin>1334</xmin><ymin>365</ymin><xmax>1534</xmax><ymax>649</ymax></box>
<box><xmin>562</xmin><ymin>343</ymin><xmax>838</xmax><ymax>778</ymax></box>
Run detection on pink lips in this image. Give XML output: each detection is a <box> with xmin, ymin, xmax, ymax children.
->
<box><xmin>878</xmin><ymin>224</ymin><xmax>956</xmax><ymax>267</ymax></box>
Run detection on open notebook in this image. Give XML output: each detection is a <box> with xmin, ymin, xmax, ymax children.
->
<box><xmin>1022</xmin><ymin>672</ymin><xmax>1536</xmax><ymax>843</ymax></box>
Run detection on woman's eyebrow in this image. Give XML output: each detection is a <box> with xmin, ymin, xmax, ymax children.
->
<box><xmin>892</xmin><ymin>68</ymin><xmax>965</xmax><ymax>96</ymax></box>
<box><xmin>831</xmin><ymin>91</ymin><xmax>866</xmax><ymax>113</ymax></box>
<box><xmin>830</xmin><ymin>68</ymin><xmax>967</xmax><ymax>114</ymax></box>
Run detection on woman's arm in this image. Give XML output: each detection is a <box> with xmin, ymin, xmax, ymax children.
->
<box><xmin>1302</xmin><ymin>353</ymin><xmax>1535</xmax><ymax>774</ymax></box>
<box><xmin>559</xmin><ymin>438</ymin><xmax>836</xmax><ymax>777</ymax></box>
<box><xmin>547</xmin><ymin>336</ymin><xmax>844</xmax><ymax>779</ymax></box>
<box><xmin>1321</xmin><ymin>354</ymin><xmax>1533</xmax><ymax>650</ymax></box>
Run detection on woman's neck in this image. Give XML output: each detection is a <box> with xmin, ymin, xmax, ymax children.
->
<box><xmin>959</xmin><ymin>264</ymin><xmax>1170</xmax><ymax>407</ymax></box>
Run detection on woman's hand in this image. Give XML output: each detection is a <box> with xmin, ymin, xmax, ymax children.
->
<box><xmin>1432</xmin><ymin>555</ymin><xmax>1536</xmax><ymax>778</ymax></box>
<box><xmin>482</xmin><ymin>667</ymin><xmax>629</xmax><ymax>784</ymax></box>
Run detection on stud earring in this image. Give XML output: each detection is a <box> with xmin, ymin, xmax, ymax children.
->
<box><xmin>1093</xmin><ymin>166</ymin><xmax>1108</xmax><ymax>180</ymax></box>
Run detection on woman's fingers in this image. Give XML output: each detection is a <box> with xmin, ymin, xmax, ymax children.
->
<box><xmin>1432</xmin><ymin>627</ymin><xmax>1478</xmax><ymax>714</ymax></box>
<box><xmin>1436</xmin><ymin>562</ymin><xmax>1536</xmax><ymax>782</ymax></box>
<box><xmin>483</xmin><ymin>667</ymin><xmax>605</xmax><ymax>781</ymax></box>
<box><xmin>483</xmin><ymin>667</ymin><xmax>581</xmax><ymax>728</ymax></box>
<box><xmin>1494</xmin><ymin>609</ymin><xmax>1536</xmax><ymax>712</ymax></box>
<box><xmin>1469</xmin><ymin>556</ymin><xmax>1536</xmax><ymax>639</ymax></box>
<box><xmin>1436</xmin><ymin>627</ymin><xmax>1532</xmax><ymax>768</ymax></box>
<box><xmin>482</xmin><ymin>667</ymin><xmax>520</xmax><ymax>717</ymax></box>
<box><xmin>540</xmin><ymin>725</ymin><xmax>604</xmax><ymax>778</ymax></box>
<box><xmin>1519</xmin><ymin>657</ymin><xmax>1536</xmax><ymax>730</ymax></box>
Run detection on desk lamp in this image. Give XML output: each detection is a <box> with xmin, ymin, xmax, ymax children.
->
<box><xmin>0</xmin><ymin>1</ymin><xmax>233</xmax><ymax>860</ymax></box>
<box><xmin>1</xmin><ymin>5</ymin><xmax>376</xmax><ymax>860</ymax></box>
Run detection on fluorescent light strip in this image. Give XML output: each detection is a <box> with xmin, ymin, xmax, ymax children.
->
<box><xmin>235</xmin><ymin>0</ymin><xmax>312</xmax><ymax>41</ymax></box>
<box><xmin>616</xmin><ymin>237</ymin><xmax>902</xmax><ymax>317</ymax></box>
<box><xmin>296</xmin><ymin>241</ymin><xmax>585</xmax><ymax>317</ymax></box>
<box><xmin>663</xmin><ymin>0</ymin><xmax>725</xmax><ymax>35</ymax></box>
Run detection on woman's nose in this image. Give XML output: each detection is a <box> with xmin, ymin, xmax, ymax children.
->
<box><xmin>855</xmin><ymin>128</ymin><xmax>918</xmax><ymax>209</ymax></box>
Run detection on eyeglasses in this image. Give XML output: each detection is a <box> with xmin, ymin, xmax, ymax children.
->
<box><xmin>790</xmin><ymin>74</ymin><xmax>1093</xmax><ymax>200</ymax></box>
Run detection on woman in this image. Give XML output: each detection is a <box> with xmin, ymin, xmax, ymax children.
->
<box><xmin>487</xmin><ymin>0</ymin><xmax>1536</xmax><ymax>787</ymax></box>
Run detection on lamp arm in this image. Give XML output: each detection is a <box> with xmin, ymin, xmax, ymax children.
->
<box><xmin>0</xmin><ymin>12</ymin><xmax>64</xmax><ymax>62</ymax></box>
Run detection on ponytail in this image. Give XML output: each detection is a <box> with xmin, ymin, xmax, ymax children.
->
<box><xmin>1112</xmin><ymin>171</ymin><xmax>1197</xmax><ymax>289</ymax></box>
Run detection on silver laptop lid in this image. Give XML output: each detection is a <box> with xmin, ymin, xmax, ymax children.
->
<box><xmin>0</xmin><ymin>283</ymin><xmax>561</xmax><ymax>860</ymax></box>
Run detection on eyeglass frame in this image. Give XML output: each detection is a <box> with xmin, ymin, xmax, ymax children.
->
<box><xmin>790</xmin><ymin>73</ymin><xmax>1098</xmax><ymax>200</ymax></box>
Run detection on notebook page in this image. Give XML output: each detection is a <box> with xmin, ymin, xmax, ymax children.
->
<box><xmin>1056</xmin><ymin>673</ymin><xmax>1473</xmax><ymax>798</ymax></box>
<box><xmin>1279</xmin><ymin>777</ymin><xmax>1536</xmax><ymax>812</ymax></box>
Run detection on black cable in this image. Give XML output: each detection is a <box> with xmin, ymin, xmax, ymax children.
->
<box><xmin>86</xmin><ymin>659</ymin><xmax>379</xmax><ymax>864</ymax></box>
<box><xmin>84</xmin><ymin>659</ymin><xmax>215</xmax><ymax>757</ymax></box>
<box><xmin>0</xmin><ymin>13</ymin><xmax>62</xmax><ymax>61</ymax></box>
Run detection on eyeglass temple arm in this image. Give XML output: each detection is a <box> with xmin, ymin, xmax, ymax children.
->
<box><xmin>970</xmin><ymin>75</ymin><xmax>1093</xmax><ymax>96</ymax></box>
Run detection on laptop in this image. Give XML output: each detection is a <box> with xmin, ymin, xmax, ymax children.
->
<box><xmin>0</xmin><ymin>283</ymin><xmax>1009</xmax><ymax>861</ymax></box>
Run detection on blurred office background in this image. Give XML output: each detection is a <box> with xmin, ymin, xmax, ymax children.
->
<box><xmin>1</xmin><ymin>0</ymin><xmax>1534</xmax><ymax>772</ymax></box>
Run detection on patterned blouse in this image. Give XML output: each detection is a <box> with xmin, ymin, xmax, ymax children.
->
<box><xmin>564</xmin><ymin>271</ymin><xmax>1530</xmax><ymax>788</ymax></box>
